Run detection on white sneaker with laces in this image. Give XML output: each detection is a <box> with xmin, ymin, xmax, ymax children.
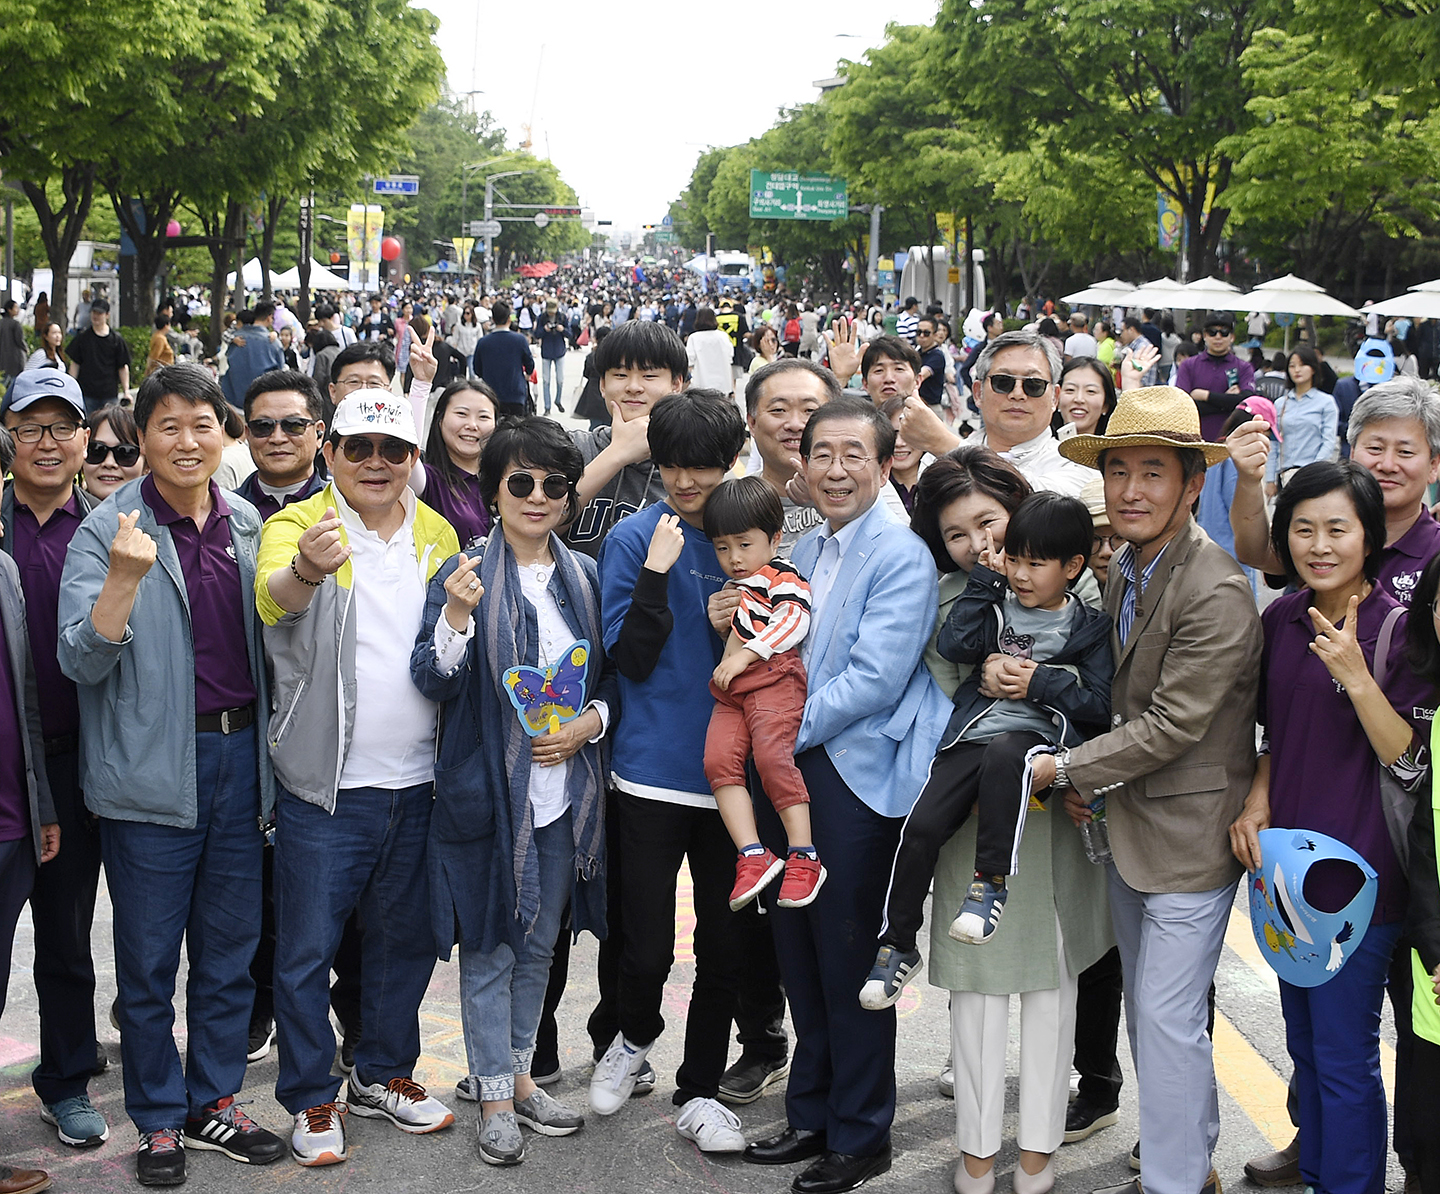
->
<box><xmin>291</xmin><ymin>1104</ymin><xmax>347</xmax><ymax>1166</ymax></box>
<box><xmin>588</xmin><ymin>1033</ymin><xmax>652</xmax><ymax>1116</ymax></box>
<box><xmin>345</xmin><ymin>1076</ymin><xmax>455</xmax><ymax>1134</ymax></box>
<box><xmin>675</xmin><ymin>1097</ymin><xmax>745</xmax><ymax>1153</ymax></box>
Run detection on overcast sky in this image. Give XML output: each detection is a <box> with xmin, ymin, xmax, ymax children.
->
<box><xmin>420</xmin><ymin>0</ymin><xmax>940</xmax><ymax>233</ymax></box>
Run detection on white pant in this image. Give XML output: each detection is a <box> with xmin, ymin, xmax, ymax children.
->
<box><xmin>950</xmin><ymin>913</ymin><xmax>1077</xmax><ymax>1159</ymax></box>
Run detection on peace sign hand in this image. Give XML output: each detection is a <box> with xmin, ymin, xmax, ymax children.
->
<box><xmin>977</xmin><ymin>525</ymin><xmax>1005</xmax><ymax>574</ymax></box>
<box><xmin>1307</xmin><ymin>594</ymin><xmax>1371</xmax><ymax>692</ymax></box>
<box><xmin>410</xmin><ymin>320</ymin><xmax>438</xmax><ymax>383</ymax></box>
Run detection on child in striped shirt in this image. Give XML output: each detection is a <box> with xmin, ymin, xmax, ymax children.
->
<box><xmin>701</xmin><ymin>477</ymin><xmax>823</xmax><ymax>910</ymax></box>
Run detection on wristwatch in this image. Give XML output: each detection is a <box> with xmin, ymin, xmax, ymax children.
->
<box><xmin>1052</xmin><ymin>747</ymin><xmax>1072</xmax><ymax>790</ymax></box>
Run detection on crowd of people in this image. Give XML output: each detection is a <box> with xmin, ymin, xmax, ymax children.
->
<box><xmin>1</xmin><ymin>265</ymin><xmax>1439</xmax><ymax>1194</ymax></box>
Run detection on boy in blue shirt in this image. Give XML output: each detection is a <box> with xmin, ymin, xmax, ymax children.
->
<box><xmin>590</xmin><ymin>390</ymin><xmax>756</xmax><ymax>1154</ymax></box>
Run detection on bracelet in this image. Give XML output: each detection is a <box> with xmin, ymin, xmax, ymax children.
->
<box><xmin>291</xmin><ymin>555</ymin><xmax>323</xmax><ymax>588</ymax></box>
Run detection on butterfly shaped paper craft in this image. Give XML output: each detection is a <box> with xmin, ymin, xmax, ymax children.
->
<box><xmin>504</xmin><ymin>640</ymin><xmax>591</xmax><ymax>737</ymax></box>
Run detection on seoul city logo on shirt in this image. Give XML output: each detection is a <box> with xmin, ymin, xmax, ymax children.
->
<box><xmin>1392</xmin><ymin>570</ymin><xmax>1420</xmax><ymax>604</ymax></box>
<box><xmin>225</xmin><ymin>544</ymin><xmax>237</xmax><ymax>561</ymax></box>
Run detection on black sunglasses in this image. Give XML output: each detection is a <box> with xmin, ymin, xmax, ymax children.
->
<box><xmin>505</xmin><ymin>472</ymin><xmax>570</xmax><ymax>500</ymax></box>
<box><xmin>248</xmin><ymin>416</ymin><xmax>315</xmax><ymax>439</ymax></box>
<box><xmin>987</xmin><ymin>373</ymin><xmax>1051</xmax><ymax>398</ymax></box>
<box><xmin>1203</xmin><ymin>326</ymin><xmax>1232</xmax><ymax>337</ymax></box>
<box><xmin>339</xmin><ymin>436</ymin><xmax>412</xmax><ymax>465</ymax></box>
<box><xmin>85</xmin><ymin>441</ymin><xmax>142</xmax><ymax>467</ymax></box>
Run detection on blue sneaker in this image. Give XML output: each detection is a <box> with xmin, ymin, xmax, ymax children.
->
<box><xmin>949</xmin><ymin>877</ymin><xmax>1008</xmax><ymax>944</ymax></box>
<box><xmin>41</xmin><ymin>1094</ymin><xmax>109</xmax><ymax>1148</ymax></box>
<box><xmin>858</xmin><ymin>945</ymin><xmax>923</xmax><ymax>1010</ymax></box>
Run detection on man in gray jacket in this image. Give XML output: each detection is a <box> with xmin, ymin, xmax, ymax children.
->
<box><xmin>0</xmin><ymin>423</ymin><xmax>60</xmax><ymax>1194</ymax></box>
<box><xmin>58</xmin><ymin>364</ymin><xmax>284</xmax><ymax>1187</ymax></box>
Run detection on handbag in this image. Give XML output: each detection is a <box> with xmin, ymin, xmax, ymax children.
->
<box><xmin>577</xmin><ymin>327</ymin><xmax>590</xmax><ymax>348</ymax></box>
<box><xmin>1374</xmin><ymin>603</ymin><xmax>1419</xmax><ymax>869</ymax></box>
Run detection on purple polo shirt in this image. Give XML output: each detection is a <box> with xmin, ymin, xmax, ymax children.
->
<box><xmin>1175</xmin><ymin>350</ymin><xmax>1256</xmax><ymax>442</ymax></box>
<box><xmin>1378</xmin><ymin>508</ymin><xmax>1440</xmax><ymax>607</ymax></box>
<box><xmin>9</xmin><ymin>492</ymin><xmax>84</xmax><ymax>739</ymax></box>
<box><xmin>234</xmin><ymin>467</ymin><xmax>326</xmax><ymax>524</ymax></box>
<box><xmin>142</xmin><ymin>476</ymin><xmax>257</xmax><ymax>716</ymax></box>
<box><xmin>1261</xmin><ymin>586</ymin><xmax>1435</xmax><ymax>924</ymax></box>
<box><xmin>0</xmin><ymin>614</ymin><xmax>29</xmax><ymax>842</ymax></box>
<box><xmin>421</xmin><ymin>462</ymin><xmax>488</xmax><ymax>552</ymax></box>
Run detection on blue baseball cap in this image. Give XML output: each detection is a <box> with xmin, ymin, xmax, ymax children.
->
<box><xmin>3</xmin><ymin>369</ymin><xmax>87</xmax><ymax>418</ymax></box>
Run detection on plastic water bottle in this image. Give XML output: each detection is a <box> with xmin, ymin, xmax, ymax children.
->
<box><xmin>1081</xmin><ymin>796</ymin><xmax>1112</xmax><ymax>865</ymax></box>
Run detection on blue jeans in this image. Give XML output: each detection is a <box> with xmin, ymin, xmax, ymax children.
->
<box><xmin>542</xmin><ymin>356</ymin><xmax>564</xmax><ymax>410</ymax></box>
<box><xmin>460</xmin><ymin>811</ymin><xmax>572</xmax><ymax>1100</ymax></box>
<box><xmin>1281</xmin><ymin>920</ymin><xmax>1402</xmax><ymax>1194</ymax></box>
<box><xmin>99</xmin><ymin>726</ymin><xmax>262</xmax><ymax>1131</ymax></box>
<box><xmin>272</xmin><ymin>783</ymin><xmax>436</xmax><ymax>1114</ymax></box>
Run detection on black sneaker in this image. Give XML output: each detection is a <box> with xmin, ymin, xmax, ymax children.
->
<box><xmin>718</xmin><ymin>1055</ymin><xmax>791</xmax><ymax>1105</ymax></box>
<box><xmin>1063</xmin><ymin>1097</ymin><xmax>1118</xmax><ymax>1143</ymax></box>
<box><xmin>183</xmin><ymin>1097</ymin><xmax>285</xmax><ymax>1165</ymax></box>
<box><xmin>91</xmin><ymin>1044</ymin><xmax>109</xmax><ymax>1077</ymax></box>
<box><xmin>136</xmin><ymin>1128</ymin><xmax>186</xmax><ymax>1186</ymax></box>
<box><xmin>246</xmin><ymin>1019</ymin><xmax>274</xmax><ymax>1064</ymax></box>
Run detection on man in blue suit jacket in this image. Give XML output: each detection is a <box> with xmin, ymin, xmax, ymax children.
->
<box><xmin>739</xmin><ymin>397</ymin><xmax>949</xmax><ymax>1193</ymax></box>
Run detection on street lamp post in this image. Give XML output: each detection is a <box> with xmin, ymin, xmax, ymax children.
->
<box><xmin>482</xmin><ymin>170</ymin><xmax>529</xmax><ymax>293</ymax></box>
<box><xmin>460</xmin><ymin>156</ymin><xmax>514</xmax><ymax>283</ymax></box>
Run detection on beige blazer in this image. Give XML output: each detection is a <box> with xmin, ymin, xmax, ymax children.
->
<box><xmin>1067</xmin><ymin>518</ymin><xmax>1261</xmax><ymax>894</ymax></box>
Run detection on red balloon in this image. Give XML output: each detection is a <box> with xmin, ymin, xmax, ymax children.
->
<box><xmin>164</xmin><ymin>219</ymin><xmax>182</xmax><ymax>238</ymax></box>
<box><xmin>380</xmin><ymin>236</ymin><xmax>401</xmax><ymax>261</ymax></box>
<box><xmin>329</xmin><ymin>251</ymin><xmax>341</xmax><ymax>265</ymax></box>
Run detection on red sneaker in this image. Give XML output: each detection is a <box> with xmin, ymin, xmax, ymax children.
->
<box><xmin>729</xmin><ymin>850</ymin><xmax>784</xmax><ymax>910</ymax></box>
<box><xmin>776</xmin><ymin>856</ymin><xmax>827</xmax><ymax>908</ymax></box>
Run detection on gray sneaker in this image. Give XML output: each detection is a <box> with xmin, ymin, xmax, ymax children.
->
<box><xmin>477</xmin><ymin>1110</ymin><xmax>524</xmax><ymax>1166</ymax></box>
<box><xmin>514</xmin><ymin>1089</ymin><xmax>584</xmax><ymax>1137</ymax></box>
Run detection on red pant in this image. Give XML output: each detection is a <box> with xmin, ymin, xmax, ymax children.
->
<box><xmin>703</xmin><ymin>650</ymin><xmax>810</xmax><ymax>812</ymax></box>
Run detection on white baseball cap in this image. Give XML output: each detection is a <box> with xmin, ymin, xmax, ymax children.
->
<box><xmin>329</xmin><ymin>389</ymin><xmax>419</xmax><ymax>446</ymax></box>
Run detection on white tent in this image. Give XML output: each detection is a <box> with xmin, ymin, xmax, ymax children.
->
<box><xmin>273</xmin><ymin>259</ymin><xmax>354</xmax><ymax>291</ymax></box>
<box><xmin>225</xmin><ymin>257</ymin><xmax>284</xmax><ymax>291</ymax></box>
<box><xmin>1362</xmin><ymin>290</ymin><xmax>1440</xmax><ymax>319</ymax></box>
<box><xmin>1240</xmin><ymin>274</ymin><xmax>1361</xmax><ymax>318</ymax></box>
<box><xmin>1061</xmin><ymin>278</ymin><xmax>1136</xmax><ymax>305</ymax></box>
<box><xmin>1120</xmin><ymin>276</ymin><xmax>1244</xmax><ymax>312</ymax></box>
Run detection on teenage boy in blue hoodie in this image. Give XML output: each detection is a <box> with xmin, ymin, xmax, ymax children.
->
<box><xmin>589</xmin><ymin>390</ymin><xmax>755</xmax><ymax>1154</ymax></box>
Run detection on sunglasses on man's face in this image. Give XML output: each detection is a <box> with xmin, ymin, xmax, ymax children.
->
<box><xmin>505</xmin><ymin>472</ymin><xmax>570</xmax><ymax>500</ymax></box>
<box><xmin>987</xmin><ymin>373</ymin><xmax>1051</xmax><ymax>398</ymax></box>
<box><xmin>85</xmin><ymin>441</ymin><xmax>142</xmax><ymax>467</ymax></box>
<box><xmin>339</xmin><ymin>436</ymin><xmax>412</xmax><ymax>465</ymax></box>
<box><xmin>1203</xmin><ymin>326</ymin><xmax>1232</xmax><ymax>337</ymax></box>
<box><xmin>248</xmin><ymin>416</ymin><xmax>315</xmax><ymax>439</ymax></box>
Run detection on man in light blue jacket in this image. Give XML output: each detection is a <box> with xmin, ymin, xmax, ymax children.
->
<box><xmin>739</xmin><ymin>397</ymin><xmax>948</xmax><ymax>1193</ymax></box>
<box><xmin>58</xmin><ymin>364</ymin><xmax>283</xmax><ymax>1187</ymax></box>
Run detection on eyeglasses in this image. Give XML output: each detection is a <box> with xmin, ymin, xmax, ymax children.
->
<box><xmin>1203</xmin><ymin>326</ymin><xmax>1233</xmax><ymax>337</ymax></box>
<box><xmin>1092</xmin><ymin>534</ymin><xmax>1126</xmax><ymax>553</ymax></box>
<box><xmin>85</xmin><ymin>441</ymin><xmax>142</xmax><ymax>467</ymax></box>
<box><xmin>986</xmin><ymin>374</ymin><xmax>1051</xmax><ymax>398</ymax></box>
<box><xmin>806</xmin><ymin>450</ymin><xmax>875</xmax><ymax>472</ymax></box>
<box><xmin>339</xmin><ymin>436</ymin><xmax>412</xmax><ymax>465</ymax></box>
<box><xmin>248</xmin><ymin>416</ymin><xmax>316</xmax><ymax>439</ymax></box>
<box><xmin>13</xmin><ymin>420</ymin><xmax>80</xmax><ymax>443</ymax></box>
<box><xmin>505</xmin><ymin>472</ymin><xmax>570</xmax><ymax>500</ymax></box>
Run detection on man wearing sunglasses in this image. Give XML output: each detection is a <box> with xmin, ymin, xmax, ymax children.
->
<box><xmin>1173</xmin><ymin>310</ymin><xmax>1255</xmax><ymax>442</ymax></box>
<box><xmin>0</xmin><ymin>371</ymin><xmax>112</xmax><ymax>1154</ymax></box>
<box><xmin>235</xmin><ymin>371</ymin><xmax>328</xmax><ymax>523</ymax></box>
<box><xmin>255</xmin><ymin>389</ymin><xmax>461</xmax><ymax>1167</ymax></box>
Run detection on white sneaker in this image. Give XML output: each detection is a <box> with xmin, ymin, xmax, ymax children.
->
<box><xmin>291</xmin><ymin>1103</ymin><xmax>347</xmax><ymax>1166</ymax></box>
<box><xmin>588</xmin><ymin>1033</ymin><xmax>652</xmax><ymax>1116</ymax></box>
<box><xmin>675</xmin><ymin>1097</ymin><xmax>745</xmax><ymax>1153</ymax></box>
<box><xmin>345</xmin><ymin>1076</ymin><xmax>455</xmax><ymax>1134</ymax></box>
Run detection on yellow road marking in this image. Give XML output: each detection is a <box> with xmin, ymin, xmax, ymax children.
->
<box><xmin>1212</xmin><ymin>1012</ymin><xmax>1294</xmax><ymax>1149</ymax></box>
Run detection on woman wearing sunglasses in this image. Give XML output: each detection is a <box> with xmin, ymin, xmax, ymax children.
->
<box><xmin>410</xmin><ymin>416</ymin><xmax>616</xmax><ymax>1166</ymax></box>
<box><xmin>81</xmin><ymin>403</ymin><xmax>146</xmax><ymax>500</ymax></box>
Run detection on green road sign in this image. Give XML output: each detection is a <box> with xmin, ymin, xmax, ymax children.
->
<box><xmin>653</xmin><ymin>229</ymin><xmax>675</xmax><ymax>244</ymax></box>
<box><xmin>749</xmin><ymin>171</ymin><xmax>849</xmax><ymax>221</ymax></box>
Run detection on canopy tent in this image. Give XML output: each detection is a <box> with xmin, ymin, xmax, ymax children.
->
<box><xmin>1116</xmin><ymin>276</ymin><xmax>1244</xmax><ymax>312</ymax></box>
<box><xmin>1105</xmin><ymin>277</ymin><xmax>1186</xmax><ymax>310</ymax></box>
<box><xmin>1362</xmin><ymin>290</ymin><xmax>1440</xmax><ymax>319</ymax></box>
<box><xmin>517</xmin><ymin>261</ymin><xmax>559</xmax><ymax>279</ymax></box>
<box><xmin>1060</xmin><ymin>278</ymin><xmax>1136</xmax><ymax>305</ymax></box>
<box><xmin>225</xmin><ymin>257</ymin><xmax>284</xmax><ymax>291</ymax></box>
<box><xmin>272</xmin><ymin>259</ymin><xmax>354</xmax><ymax>291</ymax></box>
<box><xmin>1240</xmin><ymin>274</ymin><xmax>1361</xmax><ymax>319</ymax></box>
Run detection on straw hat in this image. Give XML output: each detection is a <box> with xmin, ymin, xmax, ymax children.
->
<box><xmin>1058</xmin><ymin>385</ymin><xmax>1230</xmax><ymax>470</ymax></box>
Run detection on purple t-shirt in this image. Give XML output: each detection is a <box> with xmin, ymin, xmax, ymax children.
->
<box><xmin>1261</xmin><ymin>586</ymin><xmax>1435</xmax><ymax>923</ymax></box>
<box><xmin>10</xmin><ymin>492</ymin><xmax>83</xmax><ymax>739</ymax></box>
<box><xmin>421</xmin><ymin>462</ymin><xmax>489</xmax><ymax>553</ymax></box>
<box><xmin>234</xmin><ymin>468</ymin><xmax>326</xmax><ymax>524</ymax></box>
<box><xmin>0</xmin><ymin>612</ymin><xmax>29</xmax><ymax>841</ymax></box>
<box><xmin>142</xmin><ymin>476</ymin><xmax>257</xmax><ymax>716</ymax></box>
<box><xmin>1378</xmin><ymin>508</ymin><xmax>1440</xmax><ymax>608</ymax></box>
<box><xmin>1175</xmin><ymin>350</ymin><xmax>1256</xmax><ymax>442</ymax></box>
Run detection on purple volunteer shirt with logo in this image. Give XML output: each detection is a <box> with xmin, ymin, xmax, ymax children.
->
<box><xmin>420</xmin><ymin>462</ymin><xmax>488</xmax><ymax>553</ymax></box>
<box><xmin>1377</xmin><ymin>507</ymin><xmax>1440</xmax><ymax>607</ymax></box>
<box><xmin>142</xmin><ymin>476</ymin><xmax>257</xmax><ymax>716</ymax></box>
<box><xmin>0</xmin><ymin>613</ymin><xmax>29</xmax><ymax>840</ymax></box>
<box><xmin>10</xmin><ymin>493</ymin><xmax>84</xmax><ymax>738</ymax></box>
<box><xmin>1174</xmin><ymin>350</ymin><xmax>1256</xmax><ymax>442</ymax></box>
<box><xmin>234</xmin><ymin>467</ymin><xmax>326</xmax><ymax>524</ymax></box>
<box><xmin>1261</xmin><ymin>585</ymin><xmax>1434</xmax><ymax>924</ymax></box>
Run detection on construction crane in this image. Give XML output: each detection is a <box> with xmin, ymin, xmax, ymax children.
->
<box><xmin>519</xmin><ymin>46</ymin><xmax>545</xmax><ymax>153</ymax></box>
